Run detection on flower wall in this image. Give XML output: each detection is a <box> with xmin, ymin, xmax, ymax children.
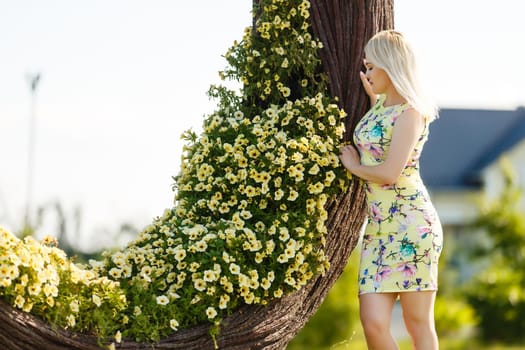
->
<box><xmin>1</xmin><ymin>0</ymin><xmax>350</xmax><ymax>346</ymax></box>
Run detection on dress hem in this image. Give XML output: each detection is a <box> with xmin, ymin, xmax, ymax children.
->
<box><xmin>358</xmin><ymin>288</ymin><xmax>438</xmax><ymax>296</ymax></box>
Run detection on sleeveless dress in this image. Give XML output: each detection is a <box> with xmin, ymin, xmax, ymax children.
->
<box><xmin>353</xmin><ymin>95</ymin><xmax>443</xmax><ymax>294</ymax></box>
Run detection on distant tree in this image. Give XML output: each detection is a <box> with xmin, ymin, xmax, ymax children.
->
<box><xmin>465</xmin><ymin>161</ymin><xmax>525</xmax><ymax>344</ymax></box>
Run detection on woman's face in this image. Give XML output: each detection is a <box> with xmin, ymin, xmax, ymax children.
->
<box><xmin>364</xmin><ymin>58</ymin><xmax>392</xmax><ymax>95</ymax></box>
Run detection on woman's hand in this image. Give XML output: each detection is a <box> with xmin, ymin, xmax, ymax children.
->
<box><xmin>339</xmin><ymin>144</ymin><xmax>361</xmax><ymax>173</ymax></box>
<box><xmin>360</xmin><ymin>59</ymin><xmax>377</xmax><ymax>105</ymax></box>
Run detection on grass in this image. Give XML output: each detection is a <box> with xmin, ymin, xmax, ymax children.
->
<box><xmin>327</xmin><ymin>334</ymin><xmax>525</xmax><ymax>350</ymax></box>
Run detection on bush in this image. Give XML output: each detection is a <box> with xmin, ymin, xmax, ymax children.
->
<box><xmin>287</xmin><ymin>251</ymin><xmax>361</xmax><ymax>350</ymax></box>
<box><xmin>434</xmin><ymin>295</ymin><xmax>477</xmax><ymax>337</ymax></box>
<box><xmin>465</xmin><ymin>161</ymin><xmax>525</xmax><ymax>344</ymax></box>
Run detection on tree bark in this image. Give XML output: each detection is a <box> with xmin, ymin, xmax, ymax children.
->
<box><xmin>0</xmin><ymin>1</ymin><xmax>393</xmax><ymax>349</ymax></box>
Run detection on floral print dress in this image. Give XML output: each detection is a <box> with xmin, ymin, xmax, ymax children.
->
<box><xmin>354</xmin><ymin>95</ymin><xmax>443</xmax><ymax>294</ymax></box>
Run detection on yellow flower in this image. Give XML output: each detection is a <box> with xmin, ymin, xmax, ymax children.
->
<box><xmin>66</xmin><ymin>314</ymin><xmax>76</xmax><ymax>328</ymax></box>
<box><xmin>234</xmin><ymin>110</ymin><xmax>244</xmax><ymax>119</ymax></box>
<box><xmin>285</xmin><ymin>276</ymin><xmax>297</xmax><ymax>287</ymax></box>
<box><xmin>284</xmin><ymin>247</ymin><xmax>296</xmax><ymax>259</ymax></box>
<box><xmin>170</xmin><ymin>319</ymin><xmax>179</xmax><ymax>331</ymax></box>
<box><xmin>14</xmin><ymin>295</ymin><xmax>25</xmax><ymax>309</ymax></box>
<box><xmin>309</xmin><ymin>164</ymin><xmax>320</xmax><ymax>175</ymax></box>
<box><xmin>277</xmin><ymin>254</ymin><xmax>288</xmax><ymax>263</ymax></box>
<box><xmin>195</xmin><ymin>241</ymin><xmax>208</xmax><ymax>252</ymax></box>
<box><xmin>307</xmin><ymin>182</ymin><xmax>325</xmax><ymax>194</ymax></box>
<box><xmin>229</xmin><ymin>263</ymin><xmax>241</xmax><ymax>275</ymax></box>
<box><xmin>28</xmin><ymin>283</ymin><xmax>41</xmax><ymax>296</ymax></box>
<box><xmin>244</xmin><ymin>185</ymin><xmax>258</xmax><ymax>198</ymax></box>
<box><xmin>279</xmin><ymin>228</ymin><xmax>290</xmax><ymax>242</ymax></box>
<box><xmin>325</xmin><ymin>170</ymin><xmax>336</xmax><ymax>185</ymax></box>
<box><xmin>224</xmin><ymin>282</ymin><xmax>234</xmax><ymax>294</ymax></box>
<box><xmin>22</xmin><ymin>302</ymin><xmax>33</xmax><ymax>313</ymax></box>
<box><xmin>261</xmin><ymin>278</ymin><xmax>271</xmax><ymax>290</ymax></box>
<box><xmin>265</xmin><ymin>240</ymin><xmax>276</xmax><ymax>254</ymax></box>
<box><xmin>109</xmin><ymin>268</ymin><xmax>122</xmax><ymax>279</ymax></box>
<box><xmin>114</xmin><ymin>331</ymin><xmax>122</xmax><ymax>343</ymax></box>
<box><xmin>189</xmin><ymin>262</ymin><xmax>201</xmax><ymax>272</ymax></box>
<box><xmin>156</xmin><ymin>295</ymin><xmax>169</xmax><ymax>305</ymax></box>
<box><xmin>287</xmin><ymin>189</ymin><xmax>299</xmax><ymax>201</ymax></box>
<box><xmin>244</xmin><ymin>293</ymin><xmax>255</xmax><ymax>304</ymax></box>
<box><xmin>219</xmin><ymin>294</ymin><xmax>230</xmax><ymax>309</ymax></box>
<box><xmin>133</xmin><ymin>306</ymin><xmax>142</xmax><ymax>316</ymax></box>
<box><xmin>92</xmin><ymin>294</ymin><xmax>102</xmax><ymax>307</ymax></box>
<box><xmin>246</xmin><ymin>145</ymin><xmax>261</xmax><ymax>158</ymax></box>
<box><xmin>203</xmin><ymin>270</ymin><xmax>217</xmax><ymax>282</ymax></box>
<box><xmin>43</xmin><ymin>283</ymin><xmax>58</xmax><ymax>297</ymax></box>
<box><xmin>70</xmin><ymin>300</ymin><xmax>79</xmax><ymax>313</ymax></box>
<box><xmin>193</xmin><ymin>278</ymin><xmax>207</xmax><ymax>292</ymax></box>
<box><xmin>219</xmin><ymin>203</ymin><xmax>230</xmax><ymax>213</ymax></box>
<box><xmin>174</xmin><ymin>249</ymin><xmax>186</xmax><ymax>262</ymax></box>
<box><xmin>206</xmin><ymin>307</ymin><xmax>218</xmax><ymax>319</ymax></box>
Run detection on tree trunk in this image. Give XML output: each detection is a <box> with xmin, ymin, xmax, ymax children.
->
<box><xmin>0</xmin><ymin>1</ymin><xmax>393</xmax><ymax>349</ymax></box>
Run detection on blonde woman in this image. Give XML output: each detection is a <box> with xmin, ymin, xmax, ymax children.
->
<box><xmin>339</xmin><ymin>30</ymin><xmax>443</xmax><ymax>350</ymax></box>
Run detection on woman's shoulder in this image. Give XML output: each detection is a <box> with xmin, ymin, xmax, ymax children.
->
<box><xmin>394</xmin><ymin>107</ymin><xmax>426</xmax><ymax>132</ymax></box>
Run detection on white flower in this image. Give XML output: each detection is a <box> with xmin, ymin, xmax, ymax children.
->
<box><xmin>193</xmin><ymin>278</ymin><xmax>207</xmax><ymax>292</ymax></box>
<box><xmin>156</xmin><ymin>295</ymin><xmax>169</xmax><ymax>306</ymax></box>
<box><xmin>109</xmin><ymin>267</ymin><xmax>122</xmax><ymax>279</ymax></box>
<box><xmin>133</xmin><ymin>306</ymin><xmax>142</xmax><ymax>316</ymax></box>
<box><xmin>174</xmin><ymin>249</ymin><xmax>186</xmax><ymax>262</ymax></box>
<box><xmin>69</xmin><ymin>300</ymin><xmax>79</xmax><ymax>313</ymax></box>
<box><xmin>115</xmin><ymin>331</ymin><xmax>122</xmax><ymax>343</ymax></box>
<box><xmin>206</xmin><ymin>306</ymin><xmax>218</xmax><ymax>319</ymax></box>
<box><xmin>92</xmin><ymin>294</ymin><xmax>102</xmax><ymax>307</ymax></box>
<box><xmin>229</xmin><ymin>263</ymin><xmax>241</xmax><ymax>275</ymax></box>
<box><xmin>203</xmin><ymin>270</ymin><xmax>217</xmax><ymax>282</ymax></box>
<box><xmin>170</xmin><ymin>319</ymin><xmax>179</xmax><ymax>331</ymax></box>
<box><xmin>66</xmin><ymin>314</ymin><xmax>76</xmax><ymax>327</ymax></box>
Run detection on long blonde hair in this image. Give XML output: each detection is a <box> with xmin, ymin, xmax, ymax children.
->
<box><xmin>364</xmin><ymin>30</ymin><xmax>438</xmax><ymax>120</ymax></box>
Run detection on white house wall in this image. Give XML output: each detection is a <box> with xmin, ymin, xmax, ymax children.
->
<box><xmin>431</xmin><ymin>190</ymin><xmax>480</xmax><ymax>226</ymax></box>
<box><xmin>482</xmin><ymin>140</ymin><xmax>525</xmax><ymax>202</ymax></box>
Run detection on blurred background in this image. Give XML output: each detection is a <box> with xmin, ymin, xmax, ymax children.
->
<box><xmin>1</xmin><ymin>0</ymin><xmax>524</xmax><ymax>348</ymax></box>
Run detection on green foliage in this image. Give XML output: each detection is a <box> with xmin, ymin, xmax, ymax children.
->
<box><xmin>432</xmin><ymin>230</ymin><xmax>478</xmax><ymax>337</ymax></box>
<box><xmin>287</xmin><ymin>252</ymin><xmax>360</xmax><ymax>350</ymax></box>
<box><xmin>434</xmin><ymin>296</ymin><xmax>477</xmax><ymax>337</ymax></box>
<box><xmin>465</xmin><ymin>161</ymin><xmax>525</xmax><ymax>344</ymax></box>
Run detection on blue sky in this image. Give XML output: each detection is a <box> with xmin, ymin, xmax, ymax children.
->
<box><xmin>0</xmin><ymin>0</ymin><xmax>523</xmax><ymax>251</ymax></box>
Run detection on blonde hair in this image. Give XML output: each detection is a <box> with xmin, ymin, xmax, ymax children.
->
<box><xmin>364</xmin><ymin>30</ymin><xmax>438</xmax><ymax>120</ymax></box>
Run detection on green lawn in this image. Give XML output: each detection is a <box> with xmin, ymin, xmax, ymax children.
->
<box><xmin>328</xmin><ymin>334</ymin><xmax>525</xmax><ymax>350</ymax></box>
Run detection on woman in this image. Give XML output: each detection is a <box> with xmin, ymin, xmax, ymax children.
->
<box><xmin>339</xmin><ymin>30</ymin><xmax>443</xmax><ymax>350</ymax></box>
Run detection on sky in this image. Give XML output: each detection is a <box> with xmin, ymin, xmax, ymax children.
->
<box><xmin>0</xmin><ymin>0</ymin><xmax>524</xmax><ymax>252</ymax></box>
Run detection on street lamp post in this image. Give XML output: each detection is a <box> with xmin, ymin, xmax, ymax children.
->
<box><xmin>24</xmin><ymin>72</ymin><xmax>41</xmax><ymax>230</ymax></box>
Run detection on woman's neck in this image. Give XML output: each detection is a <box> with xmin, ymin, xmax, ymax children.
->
<box><xmin>383</xmin><ymin>88</ymin><xmax>406</xmax><ymax>107</ymax></box>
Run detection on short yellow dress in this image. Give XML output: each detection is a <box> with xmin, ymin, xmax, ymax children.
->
<box><xmin>353</xmin><ymin>95</ymin><xmax>443</xmax><ymax>294</ymax></box>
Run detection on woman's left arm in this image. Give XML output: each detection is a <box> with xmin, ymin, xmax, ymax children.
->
<box><xmin>339</xmin><ymin>109</ymin><xmax>424</xmax><ymax>185</ymax></box>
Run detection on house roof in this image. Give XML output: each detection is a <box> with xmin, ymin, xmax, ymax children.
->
<box><xmin>420</xmin><ymin>107</ymin><xmax>525</xmax><ymax>190</ymax></box>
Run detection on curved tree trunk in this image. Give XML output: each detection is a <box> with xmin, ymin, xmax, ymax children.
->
<box><xmin>0</xmin><ymin>1</ymin><xmax>393</xmax><ymax>349</ymax></box>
